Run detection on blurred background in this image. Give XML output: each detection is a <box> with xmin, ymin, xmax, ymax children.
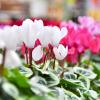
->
<box><xmin>0</xmin><ymin>0</ymin><xmax>100</xmax><ymax>26</ymax></box>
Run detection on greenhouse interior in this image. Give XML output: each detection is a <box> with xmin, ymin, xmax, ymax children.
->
<box><xmin>0</xmin><ymin>0</ymin><xmax>100</xmax><ymax>100</ymax></box>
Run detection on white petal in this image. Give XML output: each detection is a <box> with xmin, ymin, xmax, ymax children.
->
<box><xmin>53</xmin><ymin>26</ymin><xmax>60</xmax><ymax>34</ymax></box>
<box><xmin>21</xmin><ymin>19</ymin><xmax>43</xmax><ymax>48</ymax></box>
<box><xmin>53</xmin><ymin>44</ymin><xmax>68</xmax><ymax>60</ymax></box>
<box><xmin>5</xmin><ymin>50</ymin><xmax>21</xmax><ymax>68</ymax></box>
<box><xmin>20</xmin><ymin>19</ymin><xmax>35</xmax><ymax>47</ymax></box>
<box><xmin>10</xmin><ymin>25</ymin><xmax>22</xmax><ymax>49</ymax></box>
<box><xmin>61</xmin><ymin>27</ymin><xmax>68</xmax><ymax>38</ymax></box>
<box><xmin>33</xmin><ymin>20</ymin><xmax>44</xmax><ymax>33</ymax></box>
<box><xmin>32</xmin><ymin>45</ymin><xmax>43</xmax><ymax>61</ymax></box>
<box><xmin>52</xmin><ymin>26</ymin><xmax>61</xmax><ymax>46</ymax></box>
<box><xmin>0</xmin><ymin>25</ymin><xmax>21</xmax><ymax>50</ymax></box>
<box><xmin>52</xmin><ymin>27</ymin><xmax>67</xmax><ymax>46</ymax></box>
<box><xmin>0</xmin><ymin>40</ymin><xmax>5</xmax><ymax>48</ymax></box>
<box><xmin>38</xmin><ymin>26</ymin><xmax>52</xmax><ymax>47</ymax></box>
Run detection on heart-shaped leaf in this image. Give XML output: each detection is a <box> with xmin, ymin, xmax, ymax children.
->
<box><xmin>73</xmin><ymin>67</ymin><xmax>96</xmax><ymax>79</ymax></box>
<box><xmin>78</xmin><ymin>76</ymin><xmax>90</xmax><ymax>89</ymax></box>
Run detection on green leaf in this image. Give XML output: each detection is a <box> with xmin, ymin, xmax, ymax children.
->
<box><xmin>31</xmin><ymin>83</ymin><xmax>50</xmax><ymax>95</ymax></box>
<box><xmin>4</xmin><ymin>68</ymin><xmax>30</xmax><ymax>88</ymax></box>
<box><xmin>29</xmin><ymin>76</ymin><xmax>50</xmax><ymax>95</ymax></box>
<box><xmin>64</xmin><ymin>90</ymin><xmax>80</xmax><ymax>100</ymax></box>
<box><xmin>51</xmin><ymin>87</ymin><xmax>65</xmax><ymax>100</ymax></box>
<box><xmin>64</xmin><ymin>72</ymin><xmax>77</xmax><ymax>80</ymax></box>
<box><xmin>60</xmin><ymin>78</ymin><xmax>82</xmax><ymax>89</ymax></box>
<box><xmin>83</xmin><ymin>90</ymin><xmax>98</xmax><ymax>99</ymax></box>
<box><xmin>19</xmin><ymin>66</ymin><xmax>33</xmax><ymax>78</ymax></box>
<box><xmin>92</xmin><ymin>63</ymin><xmax>100</xmax><ymax>77</ymax></box>
<box><xmin>2</xmin><ymin>82</ymin><xmax>19</xmax><ymax>99</ymax></box>
<box><xmin>94</xmin><ymin>79</ymin><xmax>100</xmax><ymax>87</ymax></box>
<box><xmin>73</xmin><ymin>67</ymin><xmax>96</xmax><ymax>79</ymax></box>
<box><xmin>62</xmin><ymin>72</ymin><xmax>84</xmax><ymax>88</ymax></box>
<box><xmin>30</xmin><ymin>76</ymin><xmax>47</xmax><ymax>85</ymax></box>
<box><xmin>29</xmin><ymin>95</ymin><xmax>56</xmax><ymax>100</ymax></box>
<box><xmin>81</xmin><ymin>50</ymin><xmax>91</xmax><ymax>64</ymax></box>
<box><xmin>53</xmin><ymin>65</ymin><xmax>63</xmax><ymax>76</ymax></box>
<box><xmin>91</xmin><ymin>54</ymin><xmax>100</xmax><ymax>62</ymax></box>
<box><xmin>44</xmin><ymin>72</ymin><xmax>60</xmax><ymax>87</ymax></box>
<box><xmin>29</xmin><ymin>67</ymin><xmax>60</xmax><ymax>87</ymax></box>
<box><xmin>78</xmin><ymin>76</ymin><xmax>90</xmax><ymax>89</ymax></box>
<box><xmin>38</xmin><ymin>70</ymin><xmax>60</xmax><ymax>87</ymax></box>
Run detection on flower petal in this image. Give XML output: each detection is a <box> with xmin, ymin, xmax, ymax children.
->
<box><xmin>4</xmin><ymin>50</ymin><xmax>21</xmax><ymax>68</ymax></box>
<box><xmin>32</xmin><ymin>45</ymin><xmax>43</xmax><ymax>61</ymax></box>
<box><xmin>53</xmin><ymin>44</ymin><xmax>68</xmax><ymax>60</ymax></box>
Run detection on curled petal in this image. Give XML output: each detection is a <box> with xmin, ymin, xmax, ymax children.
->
<box><xmin>32</xmin><ymin>45</ymin><xmax>43</xmax><ymax>61</ymax></box>
<box><xmin>53</xmin><ymin>44</ymin><xmax>68</xmax><ymax>60</ymax></box>
<box><xmin>61</xmin><ymin>27</ymin><xmax>68</xmax><ymax>38</ymax></box>
<box><xmin>52</xmin><ymin>27</ymin><xmax>68</xmax><ymax>46</ymax></box>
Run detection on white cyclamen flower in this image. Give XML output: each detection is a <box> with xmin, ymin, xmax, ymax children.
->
<box><xmin>0</xmin><ymin>40</ymin><xmax>5</xmax><ymax>49</ymax></box>
<box><xmin>38</xmin><ymin>26</ymin><xmax>67</xmax><ymax>47</ymax></box>
<box><xmin>0</xmin><ymin>50</ymin><xmax>21</xmax><ymax>68</ymax></box>
<box><xmin>32</xmin><ymin>45</ymin><xmax>43</xmax><ymax>61</ymax></box>
<box><xmin>52</xmin><ymin>26</ymin><xmax>68</xmax><ymax>46</ymax></box>
<box><xmin>37</xmin><ymin>26</ymin><xmax>53</xmax><ymax>47</ymax></box>
<box><xmin>20</xmin><ymin>19</ymin><xmax>44</xmax><ymax>48</ymax></box>
<box><xmin>0</xmin><ymin>29</ymin><xmax>5</xmax><ymax>48</ymax></box>
<box><xmin>53</xmin><ymin>44</ymin><xmax>68</xmax><ymax>60</ymax></box>
<box><xmin>0</xmin><ymin>25</ymin><xmax>21</xmax><ymax>50</ymax></box>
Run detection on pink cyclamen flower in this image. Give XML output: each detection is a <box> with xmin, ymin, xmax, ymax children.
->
<box><xmin>89</xmin><ymin>36</ymin><xmax>100</xmax><ymax>53</ymax></box>
<box><xmin>78</xmin><ymin>16</ymin><xmax>95</xmax><ymax>27</ymax></box>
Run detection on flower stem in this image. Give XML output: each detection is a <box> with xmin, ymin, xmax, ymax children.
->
<box><xmin>0</xmin><ymin>48</ymin><xmax>6</xmax><ymax>76</ymax></box>
<box><xmin>29</xmin><ymin>48</ymin><xmax>33</xmax><ymax>69</ymax></box>
<box><xmin>23</xmin><ymin>43</ymin><xmax>28</xmax><ymax>64</ymax></box>
<box><xmin>53</xmin><ymin>59</ymin><xmax>55</xmax><ymax>69</ymax></box>
<box><xmin>25</xmin><ymin>47</ymin><xmax>28</xmax><ymax>65</ymax></box>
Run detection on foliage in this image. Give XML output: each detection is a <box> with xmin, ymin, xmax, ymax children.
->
<box><xmin>0</xmin><ymin>16</ymin><xmax>100</xmax><ymax>100</ymax></box>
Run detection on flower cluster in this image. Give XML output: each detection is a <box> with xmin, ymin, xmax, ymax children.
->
<box><xmin>0</xmin><ymin>16</ymin><xmax>100</xmax><ymax>100</ymax></box>
<box><xmin>60</xmin><ymin>16</ymin><xmax>100</xmax><ymax>63</ymax></box>
<box><xmin>0</xmin><ymin>16</ymin><xmax>100</xmax><ymax>67</ymax></box>
<box><xmin>0</xmin><ymin>19</ymin><xmax>68</xmax><ymax>67</ymax></box>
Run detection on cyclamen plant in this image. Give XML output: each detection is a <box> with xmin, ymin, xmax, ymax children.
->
<box><xmin>0</xmin><ymin>16</ymin><xmax>100</xmax><ymax>100</ymax></box>
<box><xmin>61</xmin><ymin>16</ymin><xmax>100</xmax><ymax>63</ymax></box>
<box><xmin>0</xmin><ymin>19</ymin><xmax>68</xmax><ymax>66</ymax></box>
